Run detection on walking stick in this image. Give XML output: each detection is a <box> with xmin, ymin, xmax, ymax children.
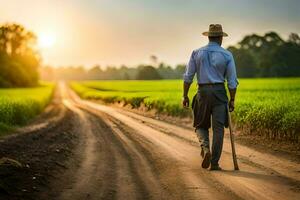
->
<box><xmin>227</xmin><ymin>107</ymin><xmax>239</xmax><ymax>170</ymax></box>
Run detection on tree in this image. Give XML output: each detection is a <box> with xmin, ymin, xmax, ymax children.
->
<box><xmin>288</xmin><ymin>33</ymin><xmax>300</xmax><ymax>45</ymax></box>
<box><xmin>175</xmin><ymin>64</ymin><xmax>186</xmax><ymax>75</ymax></box>
<box><xmin>156</xmin><ymin>62</ymin><xmax>176</xmax><ymax>79</ymax></box>
<box><xmin>228</xmin><ymin>46</ymin><xmax>257</xmax><ymax>77</ymax></box>
<box><xmin>0</xmin><ymin>23</ymin><xmax>40</xmax><ymax>87</ymax></box>
<box><xmin>228</xmin><ymin>31</ymin><xmax>300</xmax><ymax>77</ymax></box>
<box><xmin>150</xmin><ymin>55</ymin><xmax>158</xmax><ymax>67</ymax></box>
<box><xmin>87</xmin><ymin>65</ymin><xmax>102</xmax><ymax>80</ymax></box>
<box><xmin>136</xmin><ymin>65</ymin><xmax>161</xmax><ymax>80</ymax></box>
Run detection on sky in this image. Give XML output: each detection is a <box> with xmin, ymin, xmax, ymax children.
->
<box><xmin>0</xmin><ymin>0</ymin><xmax>299</xmax><ymax>68</ymax></box>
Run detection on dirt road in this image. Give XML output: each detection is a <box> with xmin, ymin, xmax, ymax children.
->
<box><xmin>1</xmin><ymin>83</ymin><xmax>300</xmax><ymax>200</ymax></box>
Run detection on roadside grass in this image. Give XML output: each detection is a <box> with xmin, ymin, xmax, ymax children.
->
<box><xmin>0</xmin><ymin>83</ymin><xmax>55</xmax><ymax>135</ymax></box>
<box><xmin>70</xmin><ymin>78</ymin><xmax>300</xmax><ymax>143</ymax></box>
<box><xmin>70</xmin><ymin>80</ymin><xmax>196</xmax><ymax>116</ymax></box>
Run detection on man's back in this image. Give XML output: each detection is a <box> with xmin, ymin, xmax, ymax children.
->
<box><xmin>183</xmin><ymin>41</ymin><xmax>238</xmax><ymax>89</ymax></box>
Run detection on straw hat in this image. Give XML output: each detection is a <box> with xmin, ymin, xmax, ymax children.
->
<box><xmin>202</xmin><ymin>24</ymin><xmax>228</xmax><ymax>37</ymax></box>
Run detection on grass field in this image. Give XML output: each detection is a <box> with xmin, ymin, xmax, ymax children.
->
<box><xmin>0</xmin><ymin>83</ymin><xmax>54</xmax><ymax>133</ymax></box>
<box><xmin>71</xmin><ymin>78</ymin><xmax>300</xmax><ymax>143</ymax></box>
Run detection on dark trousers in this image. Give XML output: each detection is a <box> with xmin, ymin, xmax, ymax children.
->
<box><xmin>192</xmin><ymin>84</ymin><xmax>228</xmax><ymax>166</ymax></box>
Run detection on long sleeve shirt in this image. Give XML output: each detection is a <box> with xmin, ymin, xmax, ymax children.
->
<box><xmin>183</xmin><ymin>41</ymin><xmax>239</xmax><ymax>89</ymax></box>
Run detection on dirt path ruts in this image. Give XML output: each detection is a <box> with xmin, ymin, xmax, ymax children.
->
<box><xmin>68</xmin><ymin>83</ymin><xmax>300</xmax><ymax>200</ymax></box>
<box><xmin>1</xmin><ymin>83</ymin><xmax>300</xmax><ymax>200</ymax></box>
<box><xmin>52</xmin><ymin>83</ymin><xmax>229</xmax><ymax>200</ymax></box>
<box><xmin>56</xmin><ymin>97</ymin><xmax>159</xmax><ymax>200</ymax></box>
<box><xmin>83</xmin><ymin>107</ymin><xmax>240</xmax><ymax>200</ymax></box>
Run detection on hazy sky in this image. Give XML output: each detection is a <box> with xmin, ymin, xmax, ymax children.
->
<box><xmin>0</xmin><ymin>0</ymin><xmax>299</xmax><ymax>68</ymax></box>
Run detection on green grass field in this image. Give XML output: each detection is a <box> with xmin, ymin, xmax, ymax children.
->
<box><xmin>0</xmin><ymin>83</ymin><xmax>55</xmax><ymax>133</ymax></box>
<box><xmin>71</xmin><ymin>78</ymin><xmax>300</xmax><ymax>142</ymax></box>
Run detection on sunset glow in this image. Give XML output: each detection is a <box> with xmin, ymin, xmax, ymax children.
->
<box><xmin>38</xmin><ymin>32</ymin><xmax>56</xmax><ymax>49</ymax></box>
<box><xmin>0</xmin><ymin>0</ymin><xmax>299</xmax><ymax>67</ymax></box>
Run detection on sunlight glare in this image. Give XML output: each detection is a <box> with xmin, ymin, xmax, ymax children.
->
<box><xmin>38</xmin><ymin>32</ymin><xmax>56</xmax><ymax>48</ymax></box>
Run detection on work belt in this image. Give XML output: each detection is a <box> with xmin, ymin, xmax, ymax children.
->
<box><xmin>198</xmin><ymin>82</ymin><xmax>224</xmax><ymax>88</ymax></box>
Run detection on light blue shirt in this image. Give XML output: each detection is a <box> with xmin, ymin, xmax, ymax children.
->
<box><xmin>183</xmin><ymin>42</ymin><xmax>239</xmax><ymax>89</ymax></box>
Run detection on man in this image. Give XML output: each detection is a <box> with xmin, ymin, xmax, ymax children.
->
<box><xmin>182</xmin><ymin>24</ymin><xmax>238</xmax><ymax>170</ymax></box>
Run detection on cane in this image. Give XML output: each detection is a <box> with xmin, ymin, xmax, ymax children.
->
<box><xmin>227</xmin><ymin>106</ymin><xmax>239</xmax><ymax>170</ymax></box>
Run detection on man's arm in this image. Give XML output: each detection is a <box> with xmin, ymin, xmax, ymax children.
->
<box><xmin>226</xmin><ymin>53</ymin><xmax>239</xmax><ymax>112</ymax></box>
<box><xmin>228</xmin><ymin>88</ymin><xmax>237</xmax><ymax>112</ymax></box>
<box><xmin>182</xmin><ymin>51</ymin><xmax>197</xmax><ymax>108</ymax></box>
<box><xmin>183</xmin><ymin>81</ymin><xmax>191</xmax><ymax>107</ymax></box>
<box><xmin>229</xmin><ymin>88</ymin><xmax>236</xmax><ymax>101</ymax></box>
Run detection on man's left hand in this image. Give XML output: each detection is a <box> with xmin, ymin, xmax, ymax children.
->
<box><xmin>182</xmin><ymin>96</ymin><xmax>190</xmax><ymax>108</ymax></box>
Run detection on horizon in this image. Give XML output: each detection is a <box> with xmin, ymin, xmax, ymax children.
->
<box><xmin>1</xmin><ymin>0</ymin><xmax>299</xmax><ymax>68</ymax></box>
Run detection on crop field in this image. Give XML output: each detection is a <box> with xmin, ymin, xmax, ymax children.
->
<box><xmin>0</xmin><ymin>83</ymin><xmax>54</xmax><ymax>133</ymax></box>
<box><xmin>71</xmin><ymin>80</ymin><xmax>189</xmax><ymax>115</ymax></box>
<box><xmin>71</xmin><ymin>78</ymin><xmax>300</xmax><ymax>142</ymax></box>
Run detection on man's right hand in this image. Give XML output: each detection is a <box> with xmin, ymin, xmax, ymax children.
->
<box><xmin>228</xmin><ymin>88</ymin><xmax>236</xmax><ymax>112</ymax></box>
<box><xmin>182</xmin><ymin>96</ymin><xmax>190</xmax><ymax>108</ymax></box>
<box><xmin>229</xmin><ymin>99</ymin><xmax>235</xmax><ymax>112</ymax></box>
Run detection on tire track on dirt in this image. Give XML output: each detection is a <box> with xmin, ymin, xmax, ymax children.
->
<box><xmin>102</xmin><ymin>113</ymin><xmax>236</xmax><ymax>200</ymax></box>
<box><xmin>118</xmin><ymin>108</ymin><xmax>300</xmax><ymax>197</ymax></box>
<box><xmin>116</xmin><ymin>108</ymin><xmax>300</xmax><ymax>181</ymax></box>
<box><xmin>78</xmin><ymin>99</ymin><xmax>239</xmax><ymax>200</ymax></box>
<box><xmin>86</xmin><ymin>109</ymin><xmax>189</xmax><ymax>199</ymax></box>
<box><xmin>56</xmin><ymin>83</ymin><xmax>167</xmax><ymax>199</ymax></box>
<box><xmin>60</xmin><ymin>82</ymin><xmax>233</xmax><ymax>199</ymax></box>
<box><xmin>117</xmin><ymin>109</ymin><xmax>300</xmax><ymax>188</ymax></box>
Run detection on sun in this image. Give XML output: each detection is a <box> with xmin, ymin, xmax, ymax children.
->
<box><xmin>38</xmin><ymin>32</ymin><xmax>56</xmax><ymax>48</ymax></box>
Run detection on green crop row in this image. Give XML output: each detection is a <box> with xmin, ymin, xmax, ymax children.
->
<box><xmin>70</xmin><ymin>80</ymin><xmax>194</xmax><ymax>116</ymax></box>
<box><xmin>0</xmin><ymin>83</ymin><xmax>55</xmax><ymax>133</ymax></box>
<box><xmin>70</xmin><ymin>78</ymin><xmax>300</xmax><ymax>143</ymax></box>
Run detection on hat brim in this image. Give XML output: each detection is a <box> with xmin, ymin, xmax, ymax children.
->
<box><xmin>202</xmin><ymin>32</ymin><xmax>228</xmax><ymax>37</ymax></box>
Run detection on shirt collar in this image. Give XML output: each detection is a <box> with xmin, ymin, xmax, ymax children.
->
<box><xmin>208</xmin><ymin>41</ymin><xmax>220</xmax><ymax>46</ymax></box>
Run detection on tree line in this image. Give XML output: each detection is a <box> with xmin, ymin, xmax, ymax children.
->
<box><xmin>228</xmin><ymin>32</ymin><xmax>300</xmax><ymax>77</ymax></box>
<box><xmin>40</xmin><ymin>63</ymin><xmax>186</xmax><ymax>81</ymax></box>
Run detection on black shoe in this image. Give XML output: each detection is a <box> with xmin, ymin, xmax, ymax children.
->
<box><xmin>210</xmin><ymin>165</ymin><xmax>222</xmax><ymax>171</ymax></box>
<box><xmin>201</xmin><ymin>151</ymin><xmax>211</xmax><ymax>169</ymax></box>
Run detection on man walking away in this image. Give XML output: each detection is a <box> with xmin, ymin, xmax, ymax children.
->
<box><xmin>182</xmin><ymin>24</ymin><xmax>238</xmax><ymax>170</ymax></box>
